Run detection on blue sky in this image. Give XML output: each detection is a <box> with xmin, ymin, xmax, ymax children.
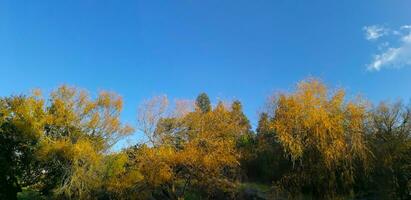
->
<box><xmin>1</xmin><ymin>1</ymin><xmax>411</xmax><ymax>147</ymax></box>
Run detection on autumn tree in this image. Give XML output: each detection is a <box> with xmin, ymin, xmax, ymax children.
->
<box><xmin>175</xmin><ymin>101</ymin><xmax>242</xmax><ymax>197</ymax></box>
<box><xmin>366</xmin><ymin>102</ymin><xmax>411</xmax><ymax>199</ymax></box>
<box><xmin>137</xmin><ymin>95</ymin><xmax>169</xmax><ymax>147</ymax></box>
<box><xmin>268</xmin><ymin>78</ymin><xmax>370</xmax><ymax>199</ymax></box>
<box><xmin>100</xmin><ymin>151</ymin><xmax>144</xmax><ymax>199</ymax></box>
<box><xmin>0</xmin><ymin>94</ymin><xmax>46</xmax><ymax>200</ymax></box>
<box><xmin>3</xmin><ymin>80</ymin><xmax>411</xmax><ymax>199</ymax></box>
<box><xmin>36</xmin><ymin>86</ymin><xmax>133</xmax><ymax>199</ymax></box>
<box><xmin>131</xmin><ymin>95</ymin><xmax>248</xmax><ymax>199</ymax></box>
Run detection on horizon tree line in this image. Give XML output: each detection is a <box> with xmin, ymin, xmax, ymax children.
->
<box><xmin>0</xmin><ymin>78</ymin><xmax>410</xmax><ymax>200</ymax></box>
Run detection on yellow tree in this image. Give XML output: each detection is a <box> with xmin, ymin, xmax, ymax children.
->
<box><xmin>101</xmin><ymin>151</ymin><xmax>144</xmax><ymax>199</ymax></box>
<box><xmin>0</xmin><ymin>93</ymin><xmax>46</xmax><ymax>200</ymax></box>
<box><xmin>132</xmin><ymin>95</ymin><xmax>246</xmax><ymax>199</ymax></box>
<box><xmin>37</xmin><ymin>86</ymin><xmax>134</xmax><ymax>199</ymax></box>
<box><xmin>269</xmin><ymin>78</ymin><xmax>369</xmax><ymax>198</ymax></box>
<box><xmin>176</xmin><ymin>102</ymin><xmax>240</xmax><ymax>196</ymax></box>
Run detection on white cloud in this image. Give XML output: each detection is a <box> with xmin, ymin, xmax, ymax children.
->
<box><xmin>364</xmin><ymin>24</ymin><xmax>411</xmax><ymax>71</ymax></box>
<box><xmin>363</xmin><ymin>25</ymin><xmax>388</xmax><ymax>40</ymax></box>
<box><xmin>368</xmin><ymin>32</ymin><xmax>411</xmax><ymax>71</ymax></box>
<box><xmin>400</xmin><ymin>25</ymin><xmax>411</xmax><ymax>30</ymax></box>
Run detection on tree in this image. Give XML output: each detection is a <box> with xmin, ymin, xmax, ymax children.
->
<box><xmin>37</xmin><ymin>86</ymin><xmax>134</xmax><ymax>199</ymax></box>
<box><xmin>176</xmin><ymin>102</ymin><xmax>241</xmax><ymax>197</ymax></box>
<box><xmin>137</xmin><ymin>95</ymin><xmax>169</xmax><ymax>147</ymax></box>
<box><xmin>3</xmin><ymin>79</ymin><xmax>411</xmax><ymax>199</ymax></box>
<box><xmin>366</xmin><ymin>102</ymin><xmax>411</xmax><ymax>199</ymax></box>
<box><xmin>195</xmin><ymin>93</ymin><xmax>211</xmax><ymax>113</ymax></box>
<box><xmin>129</xmin><ymin>95</ymin><xmax>244</xmax><ymax>199</ymax></box>
<box><xmin>230</xmin><ymin>100</ymin><xmax>252</xmax><ymax>136</ymax></box>
<box><xmin>245</xmin><ymin>112</ymin><xmax>291</xmax><ymax>183</ymax></box>
<box><xmin>0</xmin><ymin>95</ymin><xmax>46</xmax><ymax>200</ymax></box>
<box><xmin>269</xmin><ymin>78</ymin><xmax>369</xmax><ymax>198</ymax></box>
<box><xmin>101</xmin><ymin>151</ymin><xmax>144</xmax><ymax>199</ymax></box>
<box><xmin>256</xmin><ymin>112</ymin><xmax>270</xmax><ymax>137</ymax></box>
<box><xmin>229</xmin><ymin>100</ymin><xmax>256</xmax><ymax>182</ymax></box>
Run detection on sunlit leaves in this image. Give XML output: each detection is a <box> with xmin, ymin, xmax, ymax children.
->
<box><xmin>131</xmin><ymin>98</ymin><xmax>248</xmax><ymax>198</ymax></box>
<box><xmin>12</xmin><ymin>85</ymin><xmax>135</xmax><ymax>199</ymax></box>
<box><xmin>1</xmin><ymin>79</ymin><xmax>409</xmax><ymax>199</ymax></box>
<box><xmin>271</xmin><ymin>78</ymin><xmax>368</xmax><ymax>167</ymax></box>
<box><xmin>0</xmin><ymin>95</ymin><xmax>46</xmax><ymax>199</ymax></box>
<box><xmin>267</xmin><ymin>78</ymin><xmax>370</xmax><ymax>198</ymax></box>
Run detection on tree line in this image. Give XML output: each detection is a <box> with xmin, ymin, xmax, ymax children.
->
<box><xmin>1</xmin><ymin>78</ymin><xmax>410</xmax><ymax>200</ymax></box>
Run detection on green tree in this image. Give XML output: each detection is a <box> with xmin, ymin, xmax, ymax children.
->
<box><xmin>195</xmin><ymin>93</ymin><xmax>211</xmax><ymax>113</ymax></box>
<box><xmin>256</xmin><ymin>112</ymin><xmax>270</xmax><ymax>136</ymax></box>
<box><xmin>0</xmin><ymin>95</ymin><xmax>45</xmax><ymax>200</ymax></box>
<box><xmin>230</xmin><ymin>100</ymin><xmax>252</xmax><ymax>134</ymax></box>
<box><xmin>246</xmin><ymin>112</ymin><xmax>292</xmax><ymax>183</ymax></box>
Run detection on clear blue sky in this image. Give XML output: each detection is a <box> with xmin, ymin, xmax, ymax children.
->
<box><xmin>1</xmin><ymin>1</ymin><xmax>411</xmax><ymax>147</ymax></box>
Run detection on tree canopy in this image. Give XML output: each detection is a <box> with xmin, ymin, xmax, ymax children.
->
<box><xmin>0</xmin><ymin>79</ymin><xmax>410</xmax><ymax>200</ymax></box>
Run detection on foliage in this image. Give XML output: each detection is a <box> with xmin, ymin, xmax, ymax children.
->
<box><xmin>0</xmin><ymin>95</ymin><xmax>45</xmax><ymax>200</ymax></box>
<box><xmin>268</xmin><ymin>78</ymin><xmax>370</xmax><ymax>198</ymax></box>
<box><xmin>129</xmin><ymin>99</ymin><xmax>249</xmax><ymax>199</ymax></box>
<box><xmin>0</xmin><ymin>79</ymin><xmax>410</xmax><ymax>200</ymax></box>
<box><xmin>365</xmin><ymin>102</ymin><xmax>411</xmax><ymax>199</ymax></box>
<box><xmin>195</xmin><ymin>93</ymin><xmax>211</xmax><ymax>113</ymax></box>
